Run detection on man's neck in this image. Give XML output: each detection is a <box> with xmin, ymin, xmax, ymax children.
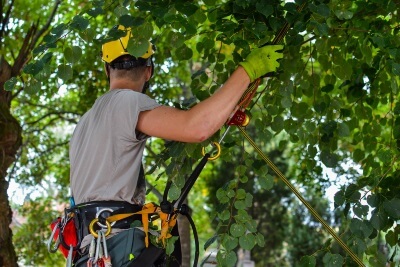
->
<box><xmin>109</xmin><ymin>79</ymin><xmax>144</xmax><ymax>93</ymax></box>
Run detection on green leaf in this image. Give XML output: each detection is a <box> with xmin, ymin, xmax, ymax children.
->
<box><xmin>353</xmin><ymin>149</ymin><xmax>365</xmax><ymax>162</ymax></box>
<box><xmin>203</xmin><ymin>0</ymin><xmax>216</xmax><ymax>6</ymax></box>
<box><xmin>316</xmin><ymin>4</ymin><xmax>330</xmax><ymax>18</ymax></box>
<box><xmin>225</xmin><ymin>251</ymin><xmax>238</xmax><ymax>267</ymax></box>
<box><xmin>25</xmin><ymin>80</ymin><xmax>41</xmax><ymax>95</ymax></box>
<box><xmin>167</xmin><ymin>31</ymin><xmax>185</xmax><ymax>48</ymax></box>
<box><xmin>175</xmin><ymin>44</ymin><xmax>193</xmax><ymax>61</ymax></box>
<box><xmin>51</xmin><ymin>23</ymin><xmax>68</xmax><ymax>38</ymax></box>
<box><xmin>281</xmin><ymin>96</ymin><xmax>292</xmax><ymax>108</ymax></box>
<box><xmin>192</xmin><ymin>9</ymin><xmax>207</xmax><ymax>24</ymax></box>
<box><xmin>138</xmin><ymin>22</ymin><xmax>154</xmax><ymax>40</ymax></box>
<box><xmin>353</xmin><ymin>204</ymin><xmax>369</xmax><ymax>218</ymax></box>
<box><xmin>271</xmin><ymin>116</ymin><xmax>284</xmax><ymax>133</ymax></box>
<box><xmin>244</xmin><ymin>193</ymin><xmax>253</xmax><ymax>207</ymax></box>
<box><xmin>258</xmin><ymin>174</ymin><xmax>274</xmax><ymax>190</ymax></box>
<box><xmin>236</xmin><ymin>188</ymin><xmax>246</xmax><ymax>199</ymax></box>
<box><xmin>57</xmin><ymin>64</ymin><xmax>73</xmax><ymax>82</ymax></box>
<box><xmin>64</xmin><ymin>46</ymin><xmax>82</xmax><ymax>64</ymax></box>
<box><xmin>23</xmin><ymin>61</ymin><xmax>44</xmax><ymax>76</ymax></box>
<box><xmin>79</xmin><ymin>28</ymin><xmax>96</xmax><ymax>42</ymax></box>
<box><xmin>5</xmin><ymin>77</ymin><xmax>17</xmax><ymax>92</ymax></box>
<box><xmin>127</xmin><ymin>37</ymin><xmax>150</xmax><ymax>58</ymax></box>
<box><xmin>316</xmin><ymin>23</ymin><xmax>329</xmax><ymax>36</ymax></box>
<box><xmin>167</xmin><ymin>184</ymin><xmax>181</xmax><ymax>201</ymax></box>
<box><xmin>114</xmin><ymin>6</ymin><xmax>129</xmax><ymax>17</ymax></box>
<box><xmin>176</xmin><ymin>3</ymin><xmax>197</xmax><ymax>16</ymax></box>
<box><xmin>320</xmin><ymin>150</ymin><xmax>338</xmax><ymax>168</ymax></box>
<box><xmin>165</xmin><ymin>236</ymin><xmax>179</xmax><ymax>255</ymax></box>
<box><xmin>299</xmin><ymin>256</ymin><xmax>316</xmax><ymax>267</ymax></box>
<box><xmin>350</xmin><ymin>218</ymin><xmax>373</xmax><ymax>238</ymax></box>
<box><xmin>230</xmin><ymin>223</ymin><xmax>246</xmax><ymax>237</ymax></box>
<box><xmin>392</xmin><ymin>62</ymin><xmax>400</xmax><ymax>76</ymax></box>
<box><xmin>256</xmin><ymin>3</ymin><xmax>273</xmax><ymax>18</ymax></box>
<box><xmin>371</xmin><ymin>212</ymin><xmax>388</xmax><ymax>230</ymax></box>
<box><xmin>337</xmin><ymin>122</ymin><xmax>350</xmax><ymax>137</ymax></box>
<box><xmin>222</xmin><ymin>234</ymin><xmax>238</xmax><ymax>251</ymax></box>
<box><xmin>218</xmin><ymin>210</ymin><xmax>231</xmax><ymax>221</ymax></box>
<box><xmin>255</xmin><ymin>233</ymin><xmax>265</xmax><ymax>247</ymax></box>
<box><xmin>234</xmin><ymin>200</ymin><xmax>247</xmax><ymax>210</ymax></box>
<box><xmin>204</xmin><ymin>235</ymin><xmax>218</xmax><ymax>250</ymax></box>
<box><xmin>334</xmin><ymin>190</ymin><xmax>345</xmax><ymax>207</ymax></box>
<box><xmin>239</xmin><ymin>233</ymin><xmax>256</xmax><ymax>250</ymax></box>
<box><xmin>322</xmin><ymin>253</ymin><xmax>344</xmax><ymax>267</ymax></box>
<box><xmin>385</xmin><ymin>230</ymin><xmax>397</xmax><ymax>246</ymax></box>
<box><xmin>244</xmin><ymin>219</ymin><xmax>257</xmax><ymax>233</ymax></box>
<box><xmin>334</xmin><ymin>10</ymin><xmax>354</xmax><ymax>20</ymax></box>
<box><xmin>70</xmin><ymin>15</ymin><xmax>89</xmax><ymax>31</ymax></box>
<box><xmin>86</xmin><ymin>7</ymin><xmax>103</xmax><ymax>17</ymax></box>
<box><xmin>377</xmin><ymin>149</ymin><xmax>392</xmax><ymax>163</ymax></box>
<box><xmin>383</xmin><ymin>198</ymin><xmax>400</xmax><ymax>219</ymax></box>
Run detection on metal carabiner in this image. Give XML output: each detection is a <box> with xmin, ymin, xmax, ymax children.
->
<box><xmin>47</xmin><ymin>222</ymin><xmax>60</xmax><ymax>253</ymax></box>
<box><xmin>201</xmin><ymin>141</ymin><xmax>221</xmax><ymax>161</ymax></box>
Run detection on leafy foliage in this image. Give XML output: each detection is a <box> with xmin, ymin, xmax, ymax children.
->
<box><xmin>3</xmin><ymin>0</ymin><xmax>400</xmax><ymax>266</ymax></box>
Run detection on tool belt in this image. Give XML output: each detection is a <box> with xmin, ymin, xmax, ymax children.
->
<box><xmin>70</xmin><ymin>201</ymin><xmax>143</xmax><ymax>240</ymax></box>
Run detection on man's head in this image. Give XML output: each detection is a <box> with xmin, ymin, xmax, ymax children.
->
<box><xmin>102</xmin><ymin>25</ymin><xmax>154</xmax><ymax>92</ymax></box>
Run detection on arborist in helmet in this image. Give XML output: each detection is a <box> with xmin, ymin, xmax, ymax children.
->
<box><xmin>67</xmin><ymin>25</ymin><xmax>283</xmax><ymax>266</ymax></box>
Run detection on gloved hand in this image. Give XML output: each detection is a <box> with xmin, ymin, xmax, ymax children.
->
<box><xmin>239</xmin><ymin>45</ymin><xmax>284</xmax><ymax>82</ymax></box>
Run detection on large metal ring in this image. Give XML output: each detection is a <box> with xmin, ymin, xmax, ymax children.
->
<box><xmin>89</xmin><ymin>218</ymin><xmax>111</xmax><ymax>238</ymax></box>
<box><xmin>95</xmin><ymin>208</ymin><xmax>116</xmax><ymax>228</ymax></box>
<box><xmin>202</xmin><ymin>142</ymin><xmax>221</xmax><ymax>161</ymax></box>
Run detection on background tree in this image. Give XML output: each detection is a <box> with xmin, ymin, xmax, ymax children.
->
<box><xmin>2</xmin><ymin>0</ymin><xmax>400</xmax><ymax>266</ymax></box>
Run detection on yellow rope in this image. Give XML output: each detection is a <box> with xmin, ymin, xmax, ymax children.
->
<box><xmin>237</xmin><ymin>126</ymin><xmax>365</xmax><ymax>267</ymax></box>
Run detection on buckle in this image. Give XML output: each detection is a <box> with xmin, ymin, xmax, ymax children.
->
<box><xmin>95</xmin><ymin>208</ymin><xmax>116</xmax><ymax>228</ymax></box>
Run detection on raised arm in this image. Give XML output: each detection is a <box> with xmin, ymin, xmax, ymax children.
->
<box><xmin>137</xmin><ymin>45</ymin><xmax>283</xmax><ymax>143</ymax></box>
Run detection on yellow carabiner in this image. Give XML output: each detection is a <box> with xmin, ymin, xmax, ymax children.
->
<box><xmin>202</xmin><ymin>141</ymin><xmax>221</xmax><ymax>161</ymax></box>
<box><xmin>89</xmin><ymin>218</ymin><xmax>112</xmax><ymax>238</ymax></box>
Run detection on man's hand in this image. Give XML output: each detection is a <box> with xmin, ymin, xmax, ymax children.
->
<box><xmin>239</xmin><ymin>45</ymin><xmax>284</xmax><ymax>82</ymax></box>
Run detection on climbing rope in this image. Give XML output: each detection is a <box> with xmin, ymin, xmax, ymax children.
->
<box><xmin>237</xmin><ymin>127</ymin><xmax>365</xmax><ymax>267</ymax></box>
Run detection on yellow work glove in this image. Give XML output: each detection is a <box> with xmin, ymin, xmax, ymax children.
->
<box><xmin>239</xmin><ymin>45</ymin><xmax>284</xmax><ymax>82</ymax></box>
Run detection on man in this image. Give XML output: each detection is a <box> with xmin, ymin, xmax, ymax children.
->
<box><xmin>69</xmin><ymin>25</ymin><xmax>283</xmax><ymax>266</ymax></box>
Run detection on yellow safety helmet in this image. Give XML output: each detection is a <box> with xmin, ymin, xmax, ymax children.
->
<box><xmin>101</xmin><ymin>25</ymin><xmax>154</xmax><ymax>63</ymax></box>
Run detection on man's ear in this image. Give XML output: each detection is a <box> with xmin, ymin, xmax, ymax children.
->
<box><xmin>145</xmin><ymin>65</ymin><xmax>153</xmax><ymax>81</ymax></box>
<box><xmin>104</xmin><ymin>63</ymin><xmax>110</xmax><ymax>78</ymax></box>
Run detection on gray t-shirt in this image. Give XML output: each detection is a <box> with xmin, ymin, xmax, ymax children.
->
<box><xmin>69</xmin><ymin>89</ymin><xmax>161</xmax><ymax>205</ymax></box>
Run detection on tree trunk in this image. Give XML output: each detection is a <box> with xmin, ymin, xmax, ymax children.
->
<box><xmin>0</xmin><ymin>87</ymin><xmax>22</xmax><ymax>266</ymax></box>
<box><xmin>178</xmin><ymin>199</ymin><xmax>191</xmax><ymax>267</ymax></box>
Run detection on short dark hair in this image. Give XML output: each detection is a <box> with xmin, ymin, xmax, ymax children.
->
<box><xmin>109</xmin><ymin>55</ymin><xmax>149</xmax><ymax>70</ymax></box>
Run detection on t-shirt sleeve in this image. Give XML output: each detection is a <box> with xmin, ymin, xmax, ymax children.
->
<box><xmin>111</xmin><ymin>91</ymin><xmax>161</xmax><ymax>142</ymax></box>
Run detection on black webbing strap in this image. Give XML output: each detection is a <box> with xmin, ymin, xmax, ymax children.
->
<box><xmin>160</xmin><ymin>153</ymin><xmax>210</xmax><ymax>267</ymax></box>
<box><xmin>172</xmin><ymin>153</ymin><xmax>210</xmax><ymax>209</ymax></box>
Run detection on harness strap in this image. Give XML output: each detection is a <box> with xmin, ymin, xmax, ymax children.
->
<box><xmin>103</xmin><ymin>202</ymin><xmax>177</xmax><ymax>248</ymax></box>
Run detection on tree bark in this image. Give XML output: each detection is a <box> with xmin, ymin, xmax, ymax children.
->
<box><xmin>0</xmin><ymin>82</ymin><xmax>21</xmax><ymax>267</ymax></box>
<box><xmin>178</xmin><ymin>199</ymin><xmax>191</xmax><ymax>267</ymax></box>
